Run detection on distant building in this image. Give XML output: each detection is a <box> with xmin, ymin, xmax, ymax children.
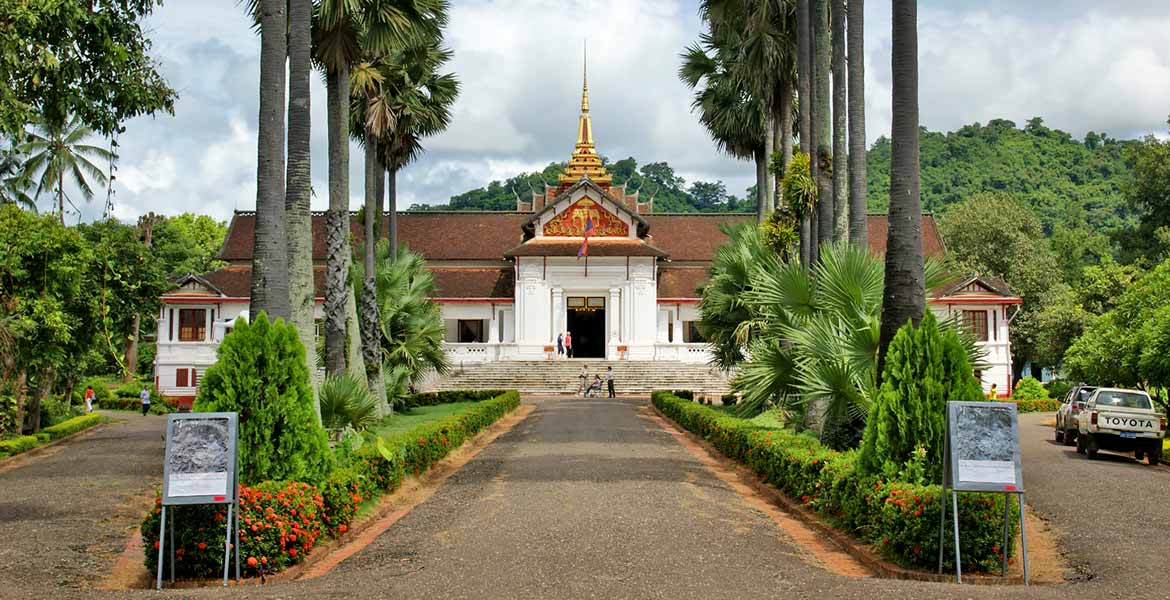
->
<box><xmin>155</xmin><ymin>70</ymin><xmax>1020</xmax><ymax>405</ymax></box>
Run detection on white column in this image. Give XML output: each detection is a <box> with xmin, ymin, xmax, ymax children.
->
<box><xmin>609</xmin><ymin>287</ymin><xmax>621</xmax><ymax>354</ymax></box>
<box><xmin>551</xmin><ymin>287</ymin><xmax>565</xmax><ymax>341</ymax></box>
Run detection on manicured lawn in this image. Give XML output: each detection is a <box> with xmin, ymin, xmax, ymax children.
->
<box><xmin>372</xmin><ymin>401</ymin><xmax>480</xmax><ymax>438</ymax></box>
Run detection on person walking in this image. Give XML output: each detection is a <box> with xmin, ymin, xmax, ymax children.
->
<box><xmin>605</xmin><ymin>366</ymin><xmax>615</xmax><ymax>398</ymax></box>
<box><xmin>565</xmin><ymin>331</ymin><xmax>573</xmax><ymax>359</ymax></box>
<box><xmin>83</xmin><ymin>386</ymin><xmax>95</xmax><ymax>413</ymax></box>
<box><xmin>987</xmin><ymin>383</ymin><xmax>998</xmax><ymax>400</ymax></box>
<box><xmin>556</xmin><ymin>332</ymin><xmax>564</xmax><ymax>358</ymax></box>
<box><xmin>577</xmin><ymin>364</ymin><xmax>588</xmax><ymax>395</ymax></box>
<box><xmin>139</xmin><ymin>386</ymin><xmax>152</xmax><ymax>416</ymax></box>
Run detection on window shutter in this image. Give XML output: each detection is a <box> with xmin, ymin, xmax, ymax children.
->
<box><xmin>176</xmin><ymin>368</ymin><xmax>188</xmax><ymax>387</ymax></box>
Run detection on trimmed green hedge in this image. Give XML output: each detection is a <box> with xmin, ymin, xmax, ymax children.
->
<box><xmin>0</xmin><ymin>414</ymin><xmax>106</xmax><ymax>458</ymax></box>
<box><xmin>405</xmin><ymin>389</ymin><xmax>507</xmax><ymax>408</ymax></box>
<box><xmin>97</xmin><ymin>396</ymin><xmax>176</xmax><ymax>414</ymax></box>
<box><xmin>1012</xmin><ymin>398</ymin><xmax>1060</xmax><ymax>413</ymax></box>
<box><xmin>140</xmin><ymin>390</ymin><xmax>520</xmax><ymax>578</ymax></box>
<box><xmin>652</xmin><ymin>391</ymin><xmax>1017</xmax><ymax>573</ymax></box>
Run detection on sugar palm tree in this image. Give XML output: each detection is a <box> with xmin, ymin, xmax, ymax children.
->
<box><xmin>831</xmin><ymin>0</ymin><xmax>848</xmax><ymax>239</ymax></box>
<box><xmin>287</xmin><ymin>0</ymin><xmax>317</xmax><ymax>389</ymax></box>
<box><xmin>812</xmin><ymin>0</ymin><xmax>833</xmax><ymax>247</ymax></box>
<box><xmin>847</xmin><ymin>0</ymin><xmax>867</xmax><ymax>246</ymax></box>
<box><xmin>796</xmin><ymin>0</ymin><xmax>813</xmax><ymax>264</ymax></box>
<box><xmin>19</xmin><ymin>115</ymin><xmax>113</xmax><ymax>223</ymax></box>
<box><xmin>878</xmin><ymin>0</ymin><xmax>926</xmax><ymax>374</ymax></box>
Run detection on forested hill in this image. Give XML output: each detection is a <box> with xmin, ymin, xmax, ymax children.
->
<box><xmin>866</xmin><ymin>118</ymin><xmax>1137</xmax><ymax>232</ymax></box>
<box><xmin>418</xmin><ymin>118</ymin><xmax>1137</xmax><ymax>232</ymax></box>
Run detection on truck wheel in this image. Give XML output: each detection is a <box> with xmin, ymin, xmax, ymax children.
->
<box><xmin>1055</xmin><ymin>427</ymin><xmax>1064</xmax><ymax>443</ymax></box>
<box><xmin>1146</xmin><ymin>443</ymin><xmax>1162</xmax><ymax>466</ymax></box>
<box><xmin>1075</xmin><ymin>434</ymin><xmax>1086</xmax><ymax>455</ymax></box>
<box><xmin>1086</xmin><ymin>447</ymin><xmax>1098</xmax><ymax>460</ymax></box>
<box><xmin>1064</xmin><ymin>429</ymin><xmax>1077</xmax><ymax>446</ymax></box>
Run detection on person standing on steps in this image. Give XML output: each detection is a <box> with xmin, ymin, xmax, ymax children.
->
<box><xmin>139</xmin><ymin>386</ymin><xmax>152</xmax><ymax>416</ymax></box>
<box><xmin>606</xmin><ymin>366</ymin><xmax>615</xmax><ymax>398</ymax></box>
<box><xmin>565</xmin><ymin>331</ymin><xmax>573</xmax><ymax>359</ymax></box>
<box><xmin>556</xmin><ymin>332</ymin><xmax>564</xmax><ymax>358</ymax></box>
<box><xmin>577</xmin><ymin>364</ymin><xmax>588</xmax><ymax>395</ymax></box>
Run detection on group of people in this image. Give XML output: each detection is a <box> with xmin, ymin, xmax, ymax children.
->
<box><xmin>555</xmin><ymin>332</ymin><xmax>574</xmax><ymax>358</ymax></box>
<box><xmin>577</xmin><ymin>365</ymin><xmax>616</xmax><ymax>398</ymax></box>
<box><xmin>80</xmin><ymin>385</ymin><xmax>153</xmax><ymax>415</ymax></box>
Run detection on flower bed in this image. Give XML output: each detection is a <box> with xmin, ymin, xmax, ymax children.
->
<box><xmin>652</xmin><ymin>391</ymin><xmax>1017</xmax><ymax>573</ymax></box>
<box><xmin>0</xmin><ymin>414</ymin><xmax>108</xmax><ymax>458</ymax></box>
<box><xmin>140</xmin><ymin>390</ymin><xmax>520</xmax><ymax>578</ymax></box>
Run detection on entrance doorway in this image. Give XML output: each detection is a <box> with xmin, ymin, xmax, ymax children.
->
<box><xmin>566</xmin><ymin>296</ymin><xmax>606</xmax><ymax>358</ymax></box>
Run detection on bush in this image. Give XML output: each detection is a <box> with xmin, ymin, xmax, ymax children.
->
<box><xmin>1046</xmin><ymin>379</ymin><xmax>1072</xmax><ymax>402</ymax></box>
<box><xmin>860</xmin><ymin>313</ymin><xmax>984</xmax><ymax>483</ymax></box>
<box><xmin>42</xmin><ymin>413</ymin><xmax>105</xmax><ymax>439</ymax></box>
<box><xmin>0</xmin><ymin>395</ymin><xmax>17</xmax><ymax>437</ymax></box>
<box><xmin>671</xmin><ymin>390</ymin><xmax>695</xmax><ymax>401</ymax></box>
<box><xmin>0</xmin><ymin>435</ymin><xmax>41</xmax><ymax>457</ymax></box>
<box><xmin>193</xmin><ymin>313</ymin><xmax>332</xmax><ymax>485</ymax></box>
<box><xmin>721</xmin><ymin>393</ymin><xmax>738</xmax><ymax>406</ymax></box>
<box><xmin>652</xmin><ymin>391</ymin><xmax>1015</xmax><ymax>573</ymax></box>
<box><xmin>114</xmin><ymin>379</ymin><xmax>159</xmax><ymax>399</ymax></box>
<box><xmin>1013</xmin><ymin>398</ymin><xmax>1061</xmax><ymax>413</ymax></box>
<box><xmin>1011</xmin><ymin>377</ymin><xmax>1048</xmax><ymax>402</ymax></box>
<box><xmin>404</xmin><ymin>389</ymin><xmax>506</xmax><ymax>408</ymax></box>
<box><xmin>39</xmin><ymin>396</ymin><xmax>81</xmax><ymax>429</ymax></box>
<box><xmin>319</xmin><ymin>373</ymin><xmax>378</xmax><ymax>432</ymax></box>
<box><xmin>390</xmin><ymin>391</ymin><xmax>520</xmax><ymax>477</ymax></box>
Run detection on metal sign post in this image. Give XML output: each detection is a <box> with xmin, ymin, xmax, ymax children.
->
<box><xmin>156</xmin><ymin>412</ymin><xmax>240</xmax><ymax>590</ymax></box>
<box><xmin>937</xmin><ymin>401</ymin><xmax>1029</xmax><ymax>585</ymax></box>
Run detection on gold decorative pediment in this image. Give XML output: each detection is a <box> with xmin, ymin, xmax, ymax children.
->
<box><xmin>543</xmin><ymin>198</ymin><xmax>628</xmax><ymax>237</ymax></box>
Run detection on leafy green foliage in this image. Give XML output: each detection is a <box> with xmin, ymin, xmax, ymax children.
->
<box><xmin>867</xmin><ymin>118</ymin><xmax>1136</xmax><ymax>235</ymax></box>
<box><xmin>405</xmin><ymin>389</ymin><xmax>507</xmax><ymax>408</ymax></box>
<box><xmin>0</xmin><ymin>395</ymin><xmax>17</xmax><ymax>437</ymax></box>
<box><xmin>653</xmin><ymin>391</ymin><xmax>1016</xmax><ymax>572</ymax></box>
<box><xmin>1011</xmin><ymin>376</ymin><xmax>1048</xmax><ymax>401</ymax></box>
<box><xmin>780</xmin><ymin>151</ymin><xmax>817</xmax><ymax>220</ymax></box>
<box><xmin>698</xmin><ymin>222</ymin><xmax>770</xmax><ymax>370</ymax></box>
<box><xmin>40</xmin><ymin>412</ymin><xmax>104</xmax><ymax>439</ymax></box>
<box><xmin>193</xmin><ymin>313</ymin><xmax>332</xmax><ymax>485</ymax></box>
<box><xmin>859</xmin><ymin>313</ymin><xmax>984</xmax><ymax>483</ymax></box>
<box><xmin>1121</xmin><ymin>121</ymin><xmax>1170</xmax><ymax>263</ymax></box>
<box><xmin>318</xmin><ymin>372</ymin><xmax>379</xmax><ymax>432</ymax></box>
<box><xmin>0</xmin><ymin>0</ymin><xmax>176</xmax><ymax>137</ymax></box>
<box><xmin>151</xmin><ymin>213</ymin><xmax>228</xmax><ymax>276</ymax></box>
<box><xmin>19</xmin><ymin>114</ymin><xmax>113</xmax><ymax>214</ymax></box>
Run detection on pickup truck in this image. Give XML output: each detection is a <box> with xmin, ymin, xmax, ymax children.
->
<box><xmin>1054</xmin><ymin>384</ymin><xmax>1097</xmax><ymax>446</ymax></box>
<box><xmin>1076</xmin><ymin>387</ymin><xmax>1166</xmax><ymax>465</ymax></box>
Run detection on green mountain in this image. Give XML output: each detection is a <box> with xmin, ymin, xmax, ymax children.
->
<box><xmin>422</xmin><ymin>118</ymin><xmax>1137</xmax><ymax>235</ymax></box>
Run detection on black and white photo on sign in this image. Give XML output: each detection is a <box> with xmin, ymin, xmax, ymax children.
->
<box><xmin>167</xmin><ymin>418</ymin><xmax>230</xmax><ymax>497</ymax></box>
<box><xmin>955</xmin><ymin>404</ymin><xmax>1016</xmax><ymax>484</ymax></box>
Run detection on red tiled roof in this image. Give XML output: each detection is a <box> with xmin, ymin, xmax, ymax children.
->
<box><xmin>218</xmin><ymin>211</ymin><xmax>943</xmax><ymax>263</ymax></box>
<box><xmin>503</xmin><ymin>238</ymin><xmax>667</xmax><ymax>258</ymax></box>
<box><xmin>658</xmin><ymin>267</ymin><xmax>710</xmax><ymax>299</ymax></box>
<box><xmin>168</xmin><ymin>266</ymin><xmax>326</xmax><ymax>299</ymax></box>
<box><xmin>430</xmin><ymin>267</ymin><xmax>513</xmax><ymax>298</ymax></box>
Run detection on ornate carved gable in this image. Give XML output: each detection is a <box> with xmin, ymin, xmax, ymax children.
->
<box><xmin>542</xmin><ymin>197</ymin><xmax>629</xmax><ymax>237</ymax></box>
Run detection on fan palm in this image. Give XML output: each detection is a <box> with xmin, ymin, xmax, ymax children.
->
<box><xmin>19</xmin><ymin>115</ymin><xmax>113</xmax><ymax>222</ymax></box>
<box><xmin>698</xmin><ymin>221</ymin><xmax>773</xmax><ymax>370</ymax></box>
<box><xmin>318</xmin><ymin>371</ymin><xmax>380</xmax><ymax>432</ymax></box>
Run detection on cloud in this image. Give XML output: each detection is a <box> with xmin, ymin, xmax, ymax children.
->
<box><xmin>71</xmin><ymin>0</ymin><xmax>1170</xmax><ymax>224</ymax></box>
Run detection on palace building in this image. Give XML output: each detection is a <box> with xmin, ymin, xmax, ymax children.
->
<box><xmin>155</xmin><ymin>71</ymin><xmax>1021</xmax><ymax>404</ymax></box>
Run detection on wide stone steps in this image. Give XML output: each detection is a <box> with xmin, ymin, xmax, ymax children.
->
<box><xmin>418</xmin><ymin>360</ymin><xmax>733</xmax><ymax>395</ymax></box>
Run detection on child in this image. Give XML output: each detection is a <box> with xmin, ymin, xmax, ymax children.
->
<box><xmin>140</xmin><ymin>386</ymin><xmax>152</xmax><ymax>416</ymax></box>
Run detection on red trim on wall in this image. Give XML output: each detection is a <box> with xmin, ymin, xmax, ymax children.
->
<box><xmin>657</xmin><ymin>298</ymin><xmax>701</xmax><ymax>304</ymax></box>
<box><xmin>434</xmin><ymin>298</ymin><xmax>514</xmax><ymax>304</ymax></box>
<box><xmin>932</xmin><ymin>297</ymin><xmax>1022</xmax><ymax>305</ymax></box>
<box><xmin>162</xmin><ymin>296</ymin><xmax>252</xmax><ymax>304</ymax></box>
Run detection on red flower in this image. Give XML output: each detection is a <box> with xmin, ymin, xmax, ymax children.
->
<box><xmin>247</xmin><ymin>557</ymin><xmax>258</xmax><ymax>568</ymax></box>
<box><xmin>288</xmin><ymin>548</ymin><xmax>298</xmax><ymax>557</ymax></box>
<box><xmin>197</xmin><ymin>542</ymin><xmax>207</xmax><ymax>550</ymax></box>
<box><xmin>153</xmin><ymin>541</ymin><xmax>160</xmax><ymax>549</ymax></box>
<box><xmin>339</xmin><ymin>524</ymin><xmax>348</xmax><ymax>533</ymax></box>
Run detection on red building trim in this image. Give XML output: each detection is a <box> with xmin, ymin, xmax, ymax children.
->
<box><xmin>434</xmin><ymin>298</ymin><xmax>515</xmax><ymax>304</ymax></box>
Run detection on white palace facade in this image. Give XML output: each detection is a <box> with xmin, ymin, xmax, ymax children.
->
<box><xmin>154</xmin><ymin>74</ymin><xmax>1021</xmax><ymax>405</ymax></box>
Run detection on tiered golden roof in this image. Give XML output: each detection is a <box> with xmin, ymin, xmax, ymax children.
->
<box><xmin>557</xmin><ymin>54</ymin><xmax>613</xmax><ymax>187</ymax></box>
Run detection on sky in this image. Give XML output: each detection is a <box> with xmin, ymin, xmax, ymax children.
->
<box><xmin>53</xmin><ymin>0</ymin><xmax>1170</xmax><ymax>223</ymax></box>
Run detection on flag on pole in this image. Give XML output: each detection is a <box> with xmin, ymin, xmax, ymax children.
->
<box><xmin>577</xmin><ymin>215</ymin><xmax>594</xmax><ymax>259</ymax></box>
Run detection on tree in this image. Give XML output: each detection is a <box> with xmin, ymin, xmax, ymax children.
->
<box><xmin>796</xmin><ymin>0</ymin><xmax>813</xmax><ymax>264</ymax></box>
<box><xmin>688</xmin><ymin>181</ymin><xmax>728</xmax><ymax>210</ymax></box>
<box><xmin>151</xmin><ymin>214</ymin><xmax>228</xmax><ymax>276</ymax></box>
<box><xmin>830</xmin><ymin>0</ymin><xmax>848</xmax><ymax>240</ymax></box>
<box><xmin>1122</xmin><ymin>118</ymin><xmax>1170</xmax><ymax>263</ymax></box>
<box><xmin>0</xmin><ymin>0</ymin><xmax>175</xmax><ymax>138</ymax></box>
<box><xmin>286</xmin><ymin>0</ymin><xmax>316</xmax><ymax>396</ymax></box>
<box><xmin>878</xmin><ymin>0</ymin><xmax>925</xmax><ymax>375</ymax></box>
<box><xmin>250</xmin><ymin>0</ymin><xmax>290</xmax><ymax>322</ymax></box>
<box><xmin>19</xmin><ymin>114</ymin><xmax>113</xmax><ymax>223</ymax></box>
<box><xmin>0</xmin><ymin>143</ymin><xmax>34</xmax><ymax>210</ymax></box>
<box><xmin>193</xmin><ymin>313</ymin><xmax>332</xmax><ymax>484</ymax></box>
<box><xmin>860</xmin><ymin>312</ymin><xmax>984</xmax><ymax>482</ymax></box>
<box><xmin>847</xmin><ymin>0</ymin><xmax>867</xmax><ymax>246</ymax></box>
<box><xmin>812</xmin><ymin>0</ymin><xmax>833</xmax><ymax>247</ymax></box>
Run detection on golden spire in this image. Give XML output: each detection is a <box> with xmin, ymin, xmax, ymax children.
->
<box><xmin>559</xmin><ymin>41</ymin><xmax>612</xmax><ymax>187</ymax></box>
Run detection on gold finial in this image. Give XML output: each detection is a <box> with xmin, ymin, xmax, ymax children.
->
<box><xmin>581</xmin><ymin>40</ymin><xmax>589</xmax><ymax>113</ymax></box>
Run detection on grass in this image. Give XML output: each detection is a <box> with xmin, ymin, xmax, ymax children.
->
<box><xmin>713</xmin><ymin>404</ymin><xmax>786</xmax><ymax>429</ymax></box>
<box><xmin>371</xmin><ymin>401</ymin><xmax>480</xmax><ymax>438</ymax></box>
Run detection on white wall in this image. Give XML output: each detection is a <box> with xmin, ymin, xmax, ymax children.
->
<box><xmin>930</xmin><ymin>303</ymin><xmax>1015</xmax><ymax>396</ymax></box>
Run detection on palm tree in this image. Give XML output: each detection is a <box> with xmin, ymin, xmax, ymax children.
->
<box><xmin>287</xmin><ymin>0</ymin><xmax>316</xmax><ymax>392</ymax></box>
<box><xmin>19</xmin><ymin>115</ymin><xmax>113</xmax><ymax>223</ymax></box>
<box><xmin>831</xmin><ymin>0</ymin><xmax>848</xmax><ymax>239</ymax></box>
<box><xmin>0</xmin><ymin>145</ymin><xmax>34</xmax><ymax>210</ymax></box>
<box><xmin>796</xmin><ymin>0</ymin><xmax>812</xmax><ymax>264</ymax></box>
<box><xmin>878</xmin><ymin>0</ymin><xmax>926</xmax><ymax>373</ymax></box>
<box><xmin>812</xmin><ymin>0</ymin><xmax>833</xmax><ymax>248</ymax></box>
<box><xmin>698</xmin><ymin>221</ymin><xmax>773</xmax><ymax>370</ymax></box>
<box><xmin>847</xmin><ymin>0</ymin><xmax>867</xmax><ymax>246</ymax></box>
<box><xmin>250</xmin><ymin>0</ymin><xmax>290</xmax><ymax>321</ymax></box>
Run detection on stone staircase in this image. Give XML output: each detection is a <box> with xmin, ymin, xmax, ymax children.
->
<box><xmin>418</xmin><ymin>360</ymin><xmax>733</xmax><ymax>396</ymax></box>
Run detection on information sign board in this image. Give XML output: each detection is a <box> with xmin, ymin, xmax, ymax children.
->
<box><xmin>945</xmin><ymin>401</ymin><xmax>1024</xmax><ymax>493</ymax></box>
<box><xmin>161</xmin><ymin>413</ymin><xmax>238</xmax><ymax>506</ymax></box>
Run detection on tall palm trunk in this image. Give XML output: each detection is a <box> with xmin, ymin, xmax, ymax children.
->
<box><xmin>796</xmin><ymin>0</ymin><xmax>813</xmax><ymax>266</ymax></box>
<box><xmin>250</xmin><ymin>0</ymin><xmax>290</xmax><ymax>321</ymax></box>
<box><xmin>754</xmin><ymin>149</ymin><xmax>767</xmax><ymax>219</ymax></box>
<box><xmin>286</xmin><ymin>0</ymin><xmax>316</xmax><ymax>396</ymax></box>
<box><xmin>360</xmin><ymin>140</ymin><xmax>387</xmax><ymax>411</ymax></box>
<box><xmin>813</xmin><ymin>0</ymin><xmax>833</xmax><ymax>248</ymax></box>
<box><xmin>831</xmin><ymin>0</ymin><xmax>848</xmax><ymax>240</ymax></box>
<box><xmin>878</xmin><ymin>0</ymin><xmax>925</xmax><ymax>375</ymax></box>
<box><xmin>324</xmin><ymin>66</ymin><xmax>350</xmax><ymax>375</ymax></box>
<box><xmin>847</xmin><ymin>0</ymin><xmax>868</xmax><ymax>247</ymax></box>
<box><xmin>777</xmin><ymin>78</ymin><xmax>794</xmax><ymax>208</ymax></box>
<box><xmin>761</xmin><ymin>110</ymin><xmax>775</xmax><ymax>221</ymax></box>
<box><xmin>387</xmin><ymin>166</ymin><xmax>399</xmax><ymax>262</ymax></box>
